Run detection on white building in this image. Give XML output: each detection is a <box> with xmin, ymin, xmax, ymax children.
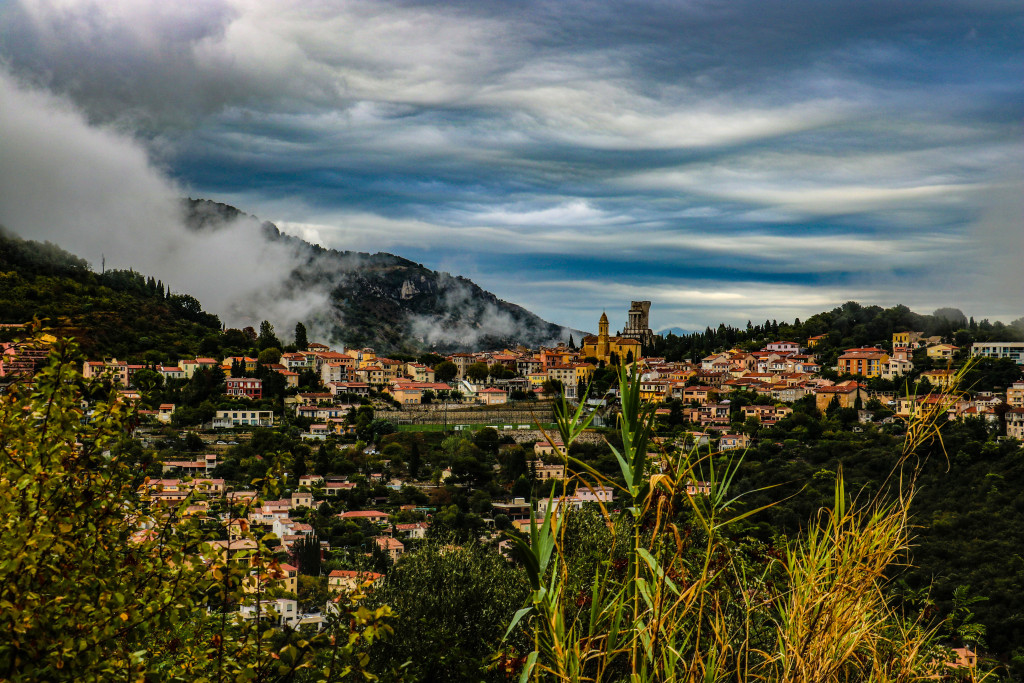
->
<box><xmin>971</xmin><ymin>342</ymin><xmax>1024</xmax><ymax>365</ymax></box>
<box><xmin>239</xmin><ymin>598</ymin><xmax>299</xmax><ymax>627</ymax></box>
<box><xmin>575</xmin><ymin>485</ymin><xmax>614</xmax><ymax>503</ymax></box>
<box><xmin>765</xmin><ymin>341</ymin><xmax>801</xmax><ymax>354</ymax></box>
<box><xmin>213</xmin><ymin>410</ymin><xmax>274</xmax><ymax>428</ymax></box>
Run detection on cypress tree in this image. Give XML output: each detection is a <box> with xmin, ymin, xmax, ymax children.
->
<box><xmin>294</xmin><ymin>321</ymin><xmax>309</xmax><ymax>351</ymax></box>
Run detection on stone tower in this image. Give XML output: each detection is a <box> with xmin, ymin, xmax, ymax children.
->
<box><xmin>620</xmin><ymin>301</ymin><xmax>656</xmax><ymax>349</ymax></box>
<box><xmin>597</xmin><ymin>311</ymin><xmax>610</xmax><ymax>360</ymax></box>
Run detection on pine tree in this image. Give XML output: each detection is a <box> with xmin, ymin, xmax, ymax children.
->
<box><xmin>295</xmin><ymin>321</ymin><xmax>309</xmax><ymax>351</ymax></box>
<box><xmin>257</xmin><ymin>320</ymin><xmax>280</xmax><ymax>350</ymax></box>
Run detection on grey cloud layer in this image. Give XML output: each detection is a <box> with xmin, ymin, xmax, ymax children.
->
<box><xmin>0</xmin><ymin>69</ymin><xmax>331</xmax><ymax>333</ymax></box>
<box><xmin>1</xmin><ymin>0</ymin><xmax>1020</xmax><ymax>332</ymax></box>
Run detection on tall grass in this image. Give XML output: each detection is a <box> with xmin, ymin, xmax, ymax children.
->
<box><xmin>506</xmin><ymin>364</ymin><xmax>982</xmax><ymax>683</ymax></box>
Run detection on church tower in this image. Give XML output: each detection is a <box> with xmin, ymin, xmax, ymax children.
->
<box><xmin>597</xmin><ymin>311</ymin><xmax>609</xmax><ymax>360</ymax></box>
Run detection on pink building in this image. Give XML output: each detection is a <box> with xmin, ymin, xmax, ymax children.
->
<box><xmin>226</xmin><ymin>377</ymin><xmax>263</xmax><ymax>400</ymax></box>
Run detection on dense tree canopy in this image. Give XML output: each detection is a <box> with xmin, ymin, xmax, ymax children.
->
<box><xmin>0</xmin><ymin>230</ymin><xmax>222</xmax><ymax>359</ymax></box>
<box><xmin>433</xmin><ymin>360</ymin><xmax>458</xmax><ymax>383</ymax></box>
<box><xmin>367</xmin><ymin>540</ymin><xmax>529</xmax><ymax>682</ymax></box>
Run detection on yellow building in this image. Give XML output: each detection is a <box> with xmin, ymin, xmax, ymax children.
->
<box><xmin>893</xmin><ymin>331</ymin><xmax>923</xmax><ymax>347</ymax></box>
<box><xmin>837</xmin><ymin>349</ymin><xmax>890</xmax><ymax>378</ymax></box>
<box><xmin>927</xmin><ymin>344</ymin><xmax>959</xmax><ymax>361</ymax></box>
<box><xmin>275</xmin><ymin>563</ymin><xmax>298</xmax><ymax>595</ymax></box>
<box><xmin>639</xmin><ymin>379</ymin><xmax>670</xmax><ymax>403</ymax></box>
<box><xmin>668</xmin><ymin>368</ymin><xmax>697</xmax><ymax>382</ymax></box>
<box><xmin>1008</xmin><ymin>382</ymin><xmax>1024</xmax><ymax>408</ymax></box>
<box><xmin>571</xmin><ymin>362</ymin><xmax>596</xmax><ymax>383</ymax></box>
<box><xmin>328</xmin><ymin>570</ymin><xmax>384</xmax><ymax>594</ymax></box>
<box><xmin>920</xmin><ymin>369</ymin><xmax>958</xmax><ymax>391</ymax></box>
<box><xmin>581</xmin><ymin>312</ymin><xmax>641</xmax><ymax>365</ymax></box>
<box><xmin>355</xmin><ymin>348</ymin><xmax>378</xmax><ymax>368</ymax></box>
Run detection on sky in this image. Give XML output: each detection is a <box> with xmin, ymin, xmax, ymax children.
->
<box><xmin>0</xmin><ymin>0</ymin><xmax>1021</xmax><ymax>335</ymax></box>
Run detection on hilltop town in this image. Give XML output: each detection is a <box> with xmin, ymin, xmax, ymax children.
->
<box><xmin>1</xmin><ymin>300</ymin><xmax>1023</xmax><ymax>678</ymax></box>
<box><xmin>5</xmin><ymin>301</ymin><xmax>1019</xmax><ymax>444</ymax></box>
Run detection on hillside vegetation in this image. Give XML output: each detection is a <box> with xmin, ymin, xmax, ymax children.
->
<box><xmin>0</xmin><ymin>227</ymin><xmax>222</xmax><ymax>359</ymax></box>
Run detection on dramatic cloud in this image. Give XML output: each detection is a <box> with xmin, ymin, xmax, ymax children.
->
<box><xmin>1</xmin><ymin>0</ymin><xmax>1021</xmax><ymax>333</ymax></box>
<box><xmin>0</xmin><ymin>68</ymin><xmax>331</xmax><ymax>333</ymax></box>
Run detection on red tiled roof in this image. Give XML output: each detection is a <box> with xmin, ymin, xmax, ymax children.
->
<box><xmin>329</xmin><ymin>569</ymin><xmax>383</xmax><ymax>580</ymax></box>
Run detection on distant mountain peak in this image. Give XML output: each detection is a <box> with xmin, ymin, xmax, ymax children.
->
<box><xmin>183</xmin><ymin>198</ymin><xmax>576</xmax><ymax>353</ymax></box>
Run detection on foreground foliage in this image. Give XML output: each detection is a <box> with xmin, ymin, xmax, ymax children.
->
<box><xmin>504</xmin><ymin>365</ymin><xmax>986</xmax><ymax>682</ymax></box>
<box><xmin>2</xmin><ymin>336</ymin><xmax>1013</xmax><ymax>681</ymax></box>
<box><xmin>0</xmin><ymin>338</ymin><xmax>391</xmax><ymax>681</ymax></box>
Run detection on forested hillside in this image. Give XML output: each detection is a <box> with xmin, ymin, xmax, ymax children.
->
<box><xmin>0</xmin><ymin>227</ymin><xmax>222</xmax><ymax>359</ymax></box>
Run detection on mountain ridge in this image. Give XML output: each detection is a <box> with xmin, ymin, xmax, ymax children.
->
<box><xmin>181</xmin><ymin>198</ymin><xmax>577</xmax><ymax>353</ymax></box>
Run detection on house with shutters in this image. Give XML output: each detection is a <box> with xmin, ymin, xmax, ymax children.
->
<box><xmin>226</xmin><ymin>377</ymin><xmax>263</xmax><ymax>400</ymax></box>
<box><xmin>1006</xmin><ymin>408</ymin><xmax>1024</xmax><ymax>440</ymax></box>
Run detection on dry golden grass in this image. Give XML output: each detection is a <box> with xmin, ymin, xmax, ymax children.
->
<box><xmin>506</xmin><ymin>364</ymin><xmax>986</xmax><ymax>683</ymax></box>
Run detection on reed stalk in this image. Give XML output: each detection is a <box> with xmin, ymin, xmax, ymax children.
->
<box><xmin>505</xmin><ymin>362</ymin><xmax>984</xmax><ymax>683</ymax></box>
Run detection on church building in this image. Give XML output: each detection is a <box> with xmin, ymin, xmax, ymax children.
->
<box><xmin>580</xmin><ymin>311</ymin><xmax>642</xmax><ymax>366</ymax></box>
<box><xmin>581</xmin><ymin>301</ymin><xmax>660</xmax><ymax>365</ymax></box>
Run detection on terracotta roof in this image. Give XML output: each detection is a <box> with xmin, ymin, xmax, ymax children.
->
<box><xmin>329</xmin><ymin>569</ymin><xmax>383</xmax><ymax>580</ymax></box>
<box><xmin>816</xmin><ymin>384</ymin><xmax>862</xmax><ymax>393</ymax></box>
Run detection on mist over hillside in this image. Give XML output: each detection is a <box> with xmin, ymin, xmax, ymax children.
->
<box><xmin>182</xmin><ymin>199</ymin><xmax>577</xmax><ymax>353</ymax></box>
<box><xmin>0</xmin><ymin>71</ymin><xmax>572</xmax><ymax>354</ymax></box>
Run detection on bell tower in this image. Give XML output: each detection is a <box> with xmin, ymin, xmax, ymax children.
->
<box><xmin>597</xmin><ymin>311</ymin><xmax>609</xmax><ymax>360</ymax></box>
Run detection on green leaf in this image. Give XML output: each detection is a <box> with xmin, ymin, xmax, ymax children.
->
<box><xmin>518</xmin><ymin>650</ymin><xmax>538</xmax><ymax>683</ymax></box>
<box><xmin>503</xmin><ymin>606</ymin><xmax>533</xmax><ymax>641</ymax></box>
